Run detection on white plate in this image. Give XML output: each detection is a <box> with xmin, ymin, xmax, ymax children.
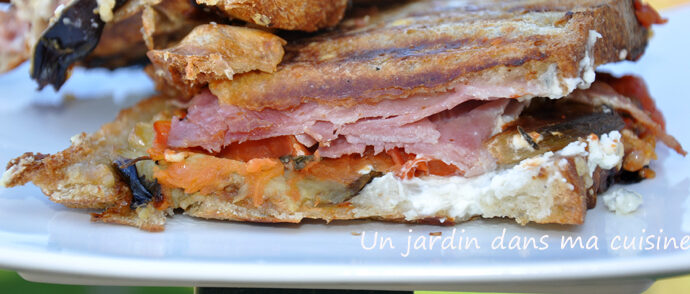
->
<box><xmin>0</xmin><ymin>6</ymin><xmax>689</xmax><ymax>294</ymax></box>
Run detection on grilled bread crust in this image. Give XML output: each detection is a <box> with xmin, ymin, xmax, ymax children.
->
<box><xmin>1</xmin><ymin>97</ymin><xmax>173</xmax><ymax>231</ymax></box>
<box><xmin>197</xmin><ymin>0</ymin><xmax>349</xmax><ymax>32</ymax></box>
<box><xmin>147</xmin><ymin>24</ymin><xmax>287</xmax><ymax>97</ymax></box>
<box><xmin>200</xmin><ymin>0</ymin><xmax>648</xmax><ymax>110</ymax></box>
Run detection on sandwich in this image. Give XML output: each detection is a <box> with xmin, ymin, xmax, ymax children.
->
<box><xmin>0</xmin><ymin>0</ymin><xmax>348</xmax><ymax>89</ymax></box>
<box><xmin>1</xmin><ymin>0</ymin><xmax>685</xmax><ymax>231</ymax></box>
<box><xmin>0</xmin><ymin>0</ymin><xmax>207</xmax><ymax>88</ymax></box>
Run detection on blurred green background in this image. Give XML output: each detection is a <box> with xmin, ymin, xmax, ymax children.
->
<box><xmin>1</xmin><ymin>269</ymin><xmax>689</xmax><ymax>293</ymax></box>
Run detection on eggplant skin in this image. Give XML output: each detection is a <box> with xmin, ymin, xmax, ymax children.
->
<box><xmin>487</xmin><ymin>101</ymin><xmax>626</xmax><ymax>165</ymax></box>
<box><xmin>112</xmin><ymin>158</ymin><xmax>162</xmax><ymax>209</ymax></box>
<box><xmin>30</xmin><ymin>0</ymin><xmax>126</xmax><ymax>90</ymax></box>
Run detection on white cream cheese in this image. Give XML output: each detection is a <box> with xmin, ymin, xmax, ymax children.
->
<box><xmin>510</xmin><ymin>133</ymin><xmax>533</xmax><ymax>151</ymax></box>
<box><xmin>558</xmin><ymin>140</ymin><xmax>587</xmax><ymax>156</ymax></box>
<box><xmin>586</xmin><ymin>131</ymin><xmax>624</xmax><ymax>177</ymax></box>
<box><xmin>602</xmin><ymin>188</ymin><xmax>643</xmax><ymax>214</ymax></box>
<box><xmin>539</xmin><ymin>63</ymin><xmax>563</xmax><ymax>99</ymax></box>
<box><xmin>538</xmin><ymin>30</ymin><xmax>601</xmax><ymax>99</ymax></box>
<box><xmin>580</xmin><ymin>30</ymin><xmax>602</xmax><ymax>86</ymax></box>
<box><xmin>350</xmin><ymin>130</ymin><xmax>624</xmax><ymax>222</ymax></box>
<box><xmin>562</xmin><ymin>30</ymin><xmax>602</xmax><ymax>94</ymax></box>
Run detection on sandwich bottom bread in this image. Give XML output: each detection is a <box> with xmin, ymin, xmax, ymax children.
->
<box><xmin>1</xmin><ymin>74</ymin><xmax>685</xmax><ymax>231</ymax></box>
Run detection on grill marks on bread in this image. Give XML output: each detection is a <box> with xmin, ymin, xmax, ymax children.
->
<box><xmin>205</xmin><ymin>0</ymin><xmax>648</xmax><ymax>110</ymax></box>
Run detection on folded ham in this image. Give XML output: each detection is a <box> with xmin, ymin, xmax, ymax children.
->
<box><xmin>168</xmin><ymin>88</ymin><xmax>524</xmax><ymax>176</ymax></box>
<box><xmin>167</xmin><ymin>74</ymin><xmax>686</xmax><ymax>179</ymax></box>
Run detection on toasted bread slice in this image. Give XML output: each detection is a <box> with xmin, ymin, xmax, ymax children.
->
<box><xmin>1</xmin><ymin>97</ymin><xmax>174</xmax><ymax>230</ymax></box>
<box><xmin>151</xmin><ymin>0</ymin><xmax>650</xmax><ymax>109</ymax></box>
<box><xmin>147</xmin><ymin>24</ymin><xmax>286</xmax><ymax>97</ymax></box>
<box><xmin>197</xmin><ymin>0</ymin><xmax>349</xmax><ymax>32</ymax></box>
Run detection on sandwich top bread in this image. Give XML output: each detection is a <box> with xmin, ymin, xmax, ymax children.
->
<box><xmin>1</xmin><ymin>0</ymin><xmax>685</xmax><ymax>231</ymax></box>
<box><xmin>0</xmin><ymin>0</ymin><xmax>349</xmax><ymax>89</ymax></box>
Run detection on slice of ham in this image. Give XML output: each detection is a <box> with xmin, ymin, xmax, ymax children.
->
<box><xmin>169</xmin><ymin>86</ymin><xmax>499</xmax><ymax>152</ymax></box>
<box><xmin>318</xmin><ymin>100</ymin><xmax>515</xmax><ymax>176</ymax></box>
<box><xmin>166</xmin><ymin>76</ymin><xmax>685</xmax><ymax>178</ymax></box>
<box><xmin>408</xmin><ymin>100</ymin><xmax>513</xmax><ymax>176</ymax></box>
<box><xmin>168</xmin><ymin>89</ymin><xmax>518</xmax><ymax>176</ymax></box>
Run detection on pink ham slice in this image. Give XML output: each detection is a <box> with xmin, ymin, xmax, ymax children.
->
<box><xmin>318</xmin><ymin>99</ymin><xmax>516</xmax><ymax>176</ymax></box>
<box><xmin>168</xmin><ymin>90</ymin><xmax>519</xmax><ymax>176</ymax></box>
<box><xmin>170</xmin><ymin>88</ymin><xmax>506</xmax><ymax>150</ymax></box>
